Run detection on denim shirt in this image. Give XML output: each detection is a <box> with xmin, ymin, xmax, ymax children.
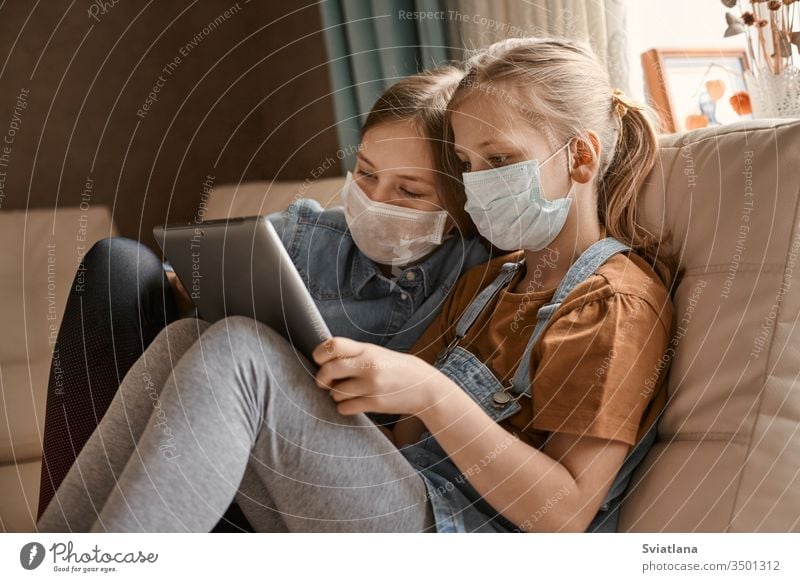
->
<box><xmin>265</xmin><ymin>198</ymin><xmax>490</xmax><ymax>353</ymax></box>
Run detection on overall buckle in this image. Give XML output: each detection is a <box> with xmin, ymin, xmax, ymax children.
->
<box><xmin>435</xmin><ymin>335</ymin><xmax>461</xmax><ymax>365</ymax></box>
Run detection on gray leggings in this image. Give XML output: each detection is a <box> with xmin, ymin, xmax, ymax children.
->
<box><xmin>36</xmin><ymin>316</ymin><xmax>435</xmax><ymax>532</ymax></box>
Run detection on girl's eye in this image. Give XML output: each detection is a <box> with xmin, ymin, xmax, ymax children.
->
<box><xmin>357</xmin><ymin>168</ymin><xmax>377</xmax><ymax>180</ymax></box>
<box><xmin>400</xmin><ymin>187</ymin><xmax>423</xmax><ymax>198</ymax></box>
<box><xmin>489</xmin><ymin>155</ymin><xmax>508</xmax><ymax>167</ymax></box>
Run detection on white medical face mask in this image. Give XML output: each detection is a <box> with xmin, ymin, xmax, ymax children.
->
<box><xmin>340</xmin><ymin>171</ymin><xmax>449</xmax><ymax>266</ymax></box>
<box><xmin>461</xmin><ymin>142</ymin><xmax>574</xmax><ymax>252</ymax></box>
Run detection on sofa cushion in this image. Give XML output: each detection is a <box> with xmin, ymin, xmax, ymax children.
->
<box><xmin>0</xmin><ymin>357</ymin><xmax>50</xmax><ymax>463</ymax></box>
<box><xmin>0</xmin><ymin>459</ymin><xmax>41</xmax><ymax>532</ymax></box>
<box><xmin>619</xmin><ymin>118</ymin><xmax>800</xmax><ymax>532</ymax></box>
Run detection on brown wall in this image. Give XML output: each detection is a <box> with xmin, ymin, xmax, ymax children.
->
<box><xmin>0</xmin><ymin>0</ymin><xmax>339</xmax><ymax>248</ymax></box>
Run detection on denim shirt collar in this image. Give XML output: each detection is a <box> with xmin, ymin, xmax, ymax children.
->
<box><xmin>350</xmin><ymin>251</ymin><xmax>380</xmax><ymax>298</ymax></box>
<box><xmin>349</xmin><ymin>233</ymin><xmax>465</xmax><ymax>299</ymax></box>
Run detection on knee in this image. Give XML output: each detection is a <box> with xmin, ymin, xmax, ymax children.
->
<box><xmin>83</xmin><ymin>237</ymin><xmax>162</xmax><ymax>277</ymax></box>
<box><xmin>168</xmin><ymin>316</ymin><xmax>212</xmax><ymax>335</ymax></box>
<box><xmin>79</xmin><ymin>237</ymin><xmax>115</xmax><ymax>279</ymax></box>
<box><xmin>208</xmin><ymin>315</ymin><xmax>268</xmax><ymax>335</ymax></box>
<box><xmin>170</xmin><ymin>317</ymin><xmax>211</xmax><ymax>336</ymax></box>
<box><xmin>85</xmin><ymin>236</ymin><xmax>143</xmax><ymax>265</ymax></box>
<box><xmin>150</xmin><ymin>317</ymin><xmax>211</xmax><ymax>350</ymax></box>
<box><xmin>77</xmin><ymin>237</ymin><xmax>173</xmax><ymax>320</ymax></box>
<box><xmin>204</xmin><ymin>316</ymin><xmax>278</xmax><ymax>346</ymax></box>
<box><xmin>202</xmin><ymin>316</ymin><xmax>294</xmax><ymax>363</ymax></box>
<box><xmin>198</xmin><ymin>317</ymin><xmax>282</xmax><ymax>419</ymax></box>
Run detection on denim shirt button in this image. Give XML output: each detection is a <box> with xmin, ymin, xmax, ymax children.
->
<box><xmin>400</xmin><ymin>292</ymin><xmax>408</xmax><ymax>300</ymax></box>
<box><xmin>405</xmin><ymin>271</ymin><xmax>416</xmax><ymax>281</ymax></box>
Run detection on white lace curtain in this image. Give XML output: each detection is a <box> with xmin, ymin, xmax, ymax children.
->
<box><xmin>446</xmin><ymin>0</ymin><xmax>631</xmax><ymax>93</ymax></box>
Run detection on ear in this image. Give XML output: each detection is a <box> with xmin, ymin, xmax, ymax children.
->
<box><xmin>569</xmin><ymin>130</ymin><xmax>602</xmax><ymax>184</ymax></box>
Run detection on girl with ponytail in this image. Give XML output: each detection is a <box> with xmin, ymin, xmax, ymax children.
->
<box><xmin>310</xmin><ymin>37</ymin><xmax>677</xmax><ymax>533</ymax></box>
<box><xmin>374</xmin><ymin>37</ymin><xmax>679</xmax><ymax>532</ymax></box>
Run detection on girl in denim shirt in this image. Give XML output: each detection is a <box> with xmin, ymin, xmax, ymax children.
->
<box><xmin>37</xmin><ymin>67</ymin><xmax>490</xmax><ymax>529</ymax></box>
<box><xmin>39</xmin><ymin>39</ymin><xmax>676</xmax><ymax>534</ymax></box>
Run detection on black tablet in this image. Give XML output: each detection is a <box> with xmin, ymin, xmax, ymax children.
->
<box><xmin>154</xmin><ymin>216</ymin><xmax>332</xmax><ymax>360</ymax></box>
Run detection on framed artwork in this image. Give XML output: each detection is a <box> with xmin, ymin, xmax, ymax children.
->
<box><xmin>642</xmin><ymin>48</ymin><xmax>752</xmax><ymax>133</ymax></box>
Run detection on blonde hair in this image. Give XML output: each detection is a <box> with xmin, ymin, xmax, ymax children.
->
<box><xmin>447</xmin><ymin>37</ymin><xmax>677</xmax><ymax>288</ymax></box>
<box><xmin>361</xmin><ymin>66</ymin><xmax>478</xmax><ymax>240</ymax></box>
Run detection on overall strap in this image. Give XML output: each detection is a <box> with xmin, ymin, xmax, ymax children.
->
<box><xmin>510</xmin><ymin>237</ymin><xmax>632</xmax><ymax>396</ymax></box>
<box><xmin>436</xmin><ymin>260</ymin><xmax>523</xmax><ymax>363</ymax></box>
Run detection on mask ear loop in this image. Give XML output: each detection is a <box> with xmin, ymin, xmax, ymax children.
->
<box><xmin>565</xmin><ymin>137</ymin><xmax>575</xmax><ymax>179</ymax></box>
<box><xmin>537</xmin><ymin>139</ymin><xmax>576</xmax><ymax>204</ymax></box>
<box><xmin>540</xmin><ymin>140</ymin><xmax>571</xmax><ymax>167</ymax></box>
<box><xmin>564</xmin><ymin>139</ymin><xmax>577</xmax><ymax>204</ymax></box>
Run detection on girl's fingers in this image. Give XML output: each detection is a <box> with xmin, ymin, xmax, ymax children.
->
<box><xmin>311</xmin><ymin>338</ymin><xmax>337</xmax><ymax>366</ymax></box>
<box><xmin>312</xmin><ymin>336</ymin><xmax>367</xmax><ymax>366</ymax></box>
<box><xmin>315</xmin><ymin>356</ymin><xmax>363</xmax><ymax>389</ymax></box>
<box><xmin>329</xmin><ymin>379</ymin><xmax>368</xmax><ymax>402</ymax></box>
<box><xmin>334</xmin><ymin>395</ymin><xmax>372</xmax><ymax>416</ymax></box>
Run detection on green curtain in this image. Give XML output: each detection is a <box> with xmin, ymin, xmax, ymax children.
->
<box><xmin>319</xmin><ymin>0</ymin><xmax>450</xmax><ymax>170</ymax></box>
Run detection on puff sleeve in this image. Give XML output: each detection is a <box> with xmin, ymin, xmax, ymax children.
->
<box><xmin>529</xmin><ymin>292</ymin><xmax>671</xmax><ymax>446</ymax></box>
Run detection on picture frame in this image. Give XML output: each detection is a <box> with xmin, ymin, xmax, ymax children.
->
<box><xmin>642</xmin><ymin>48</ymin><xmax>751</xmax><ymax>133</ymax></box>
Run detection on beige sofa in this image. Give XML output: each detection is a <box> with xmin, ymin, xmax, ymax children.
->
<box><xmin>2</xmin><ymin>118</ymin><xmax>799</xmax><ymax>532</ymax></box>
<box><xmin>620</xmin><ymin>119</ymin><xmax>800</xmax><ymax>532</ymax></box>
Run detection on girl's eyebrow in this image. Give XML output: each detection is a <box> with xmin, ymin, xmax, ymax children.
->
<box><xmin>454</xmin><ymin>139</ymin><xmax>514</xmax><ymax>155</ymax></box>
<box><xmin>356</xmin><ymin>152</ymin><xmax>375</xmax><ymax>167</ymax></box>
<box><xmin>395</xmin><ymin>172</ymin><xmax>433</xmax><ymax>185</ymax></box>
<box><xmin>356</xmin><ymin>152</ymin><xmax>433</xmax><ymax>186</ymax></box>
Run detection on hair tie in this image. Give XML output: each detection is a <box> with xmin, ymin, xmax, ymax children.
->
<box><xmin>611</xmin><ymin>88</ymin><xmax>630</xmax><ymax>119</ymax></box>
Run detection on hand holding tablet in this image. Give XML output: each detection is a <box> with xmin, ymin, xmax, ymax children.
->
<box><xmin>154</xmin><ymin>216</ymin><xmax>332</xmax><ymax>361</ymax></box>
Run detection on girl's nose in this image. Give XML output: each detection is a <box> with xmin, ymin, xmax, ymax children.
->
<box><xmin>368</xmin><ymin>182</ymin><xmax>400</xmax><ymax>205</ymax></box>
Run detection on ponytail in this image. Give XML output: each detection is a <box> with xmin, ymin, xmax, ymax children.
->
<box><xmin>599</xmin><ymin>100</ymin><xmax>678</xmax><ymax>290</ymax></box>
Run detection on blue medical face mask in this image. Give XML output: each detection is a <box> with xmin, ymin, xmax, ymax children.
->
<box><xmin>461</xmin><ymin>142</ymin><xmax>574</xmax><ymax>252</ymax></box>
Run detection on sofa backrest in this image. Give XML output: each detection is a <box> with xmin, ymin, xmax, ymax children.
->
<box><xmin>620</xmin><ymin>119</ymin><xmax>800</xmax><ymax>532</ymax></box>
<box><xmin>204</xmin><ymin>178</ymin><xmax>343</xmax><ymax>221</ymax></box>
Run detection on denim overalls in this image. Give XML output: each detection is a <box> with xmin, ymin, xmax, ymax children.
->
<box><xmin>398</xmin><ymin>237</ymin><xmax>663</xmax><ymax>533</ymax></box>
